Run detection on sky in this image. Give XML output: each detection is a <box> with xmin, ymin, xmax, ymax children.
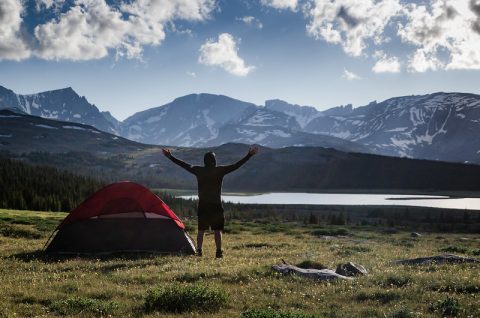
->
<box><xmin>1</xmin><ymin>0</ymin><xmax>480</xmax><ymax>120</ymax></box>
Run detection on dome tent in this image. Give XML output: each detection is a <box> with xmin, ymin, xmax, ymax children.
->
<box><xmin>45</xmin><ymin>181</ymin><xmax>196</xmax><ymax>254</ymax></box>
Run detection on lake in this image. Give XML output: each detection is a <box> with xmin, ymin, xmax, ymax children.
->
<box><xmin>179</xmin><ymin>193</ymin><xmax>480</xmax><ymax>210</ymax></box>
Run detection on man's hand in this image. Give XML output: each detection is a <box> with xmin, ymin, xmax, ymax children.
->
<box><xmin>162</xmin><ymin>148</ymin><xmax>172</xmax><ymax>158</ymax></box>
<box><xmin>248</xmin><ymin>146</ymin><xmax>259</xmax><ymax>156</ymax></box>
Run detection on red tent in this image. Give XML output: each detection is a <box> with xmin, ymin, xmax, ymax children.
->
<box><xmin>46</xmin><ymin>182</ymin><xmax>196</xmax><ymax>254</ymax></box>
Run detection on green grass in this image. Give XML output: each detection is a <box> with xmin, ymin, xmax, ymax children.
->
<box><xmin>145</xmin><ymin>285</ymin><xmax>228</xmax><ymax>313</ymax></box>
<box><xmin>0</xmin><ymin>208</ymin><xmax>479</xmax><ymax>317</ymax></box>
<box><xmin>241</xmin><ymin>308</ymin><xmax>316</xmax><ymax>318</ymax></box>
<box><xmin>49</xmin><ymin>296</ymin><xmax>119</xmax><ymax>316</ymax></box>
<box><xmin>430</xmin><ymin>297</ymin><xmax>463</xmax><ymax>316</ymax></box>
<box><xmin>310</xmin><ymin>228</ymin><xmax>350</xmax><ymax>237</ymax></box>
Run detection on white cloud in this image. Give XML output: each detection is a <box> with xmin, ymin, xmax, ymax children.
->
<box><xmin>407</xmin><ymin>49</ymin><xmax>443</xmax><ymax>72</ymax></box>
<box><xmin>260</xmin><ymin>0</ymin><xmax>297</xmax><ymax>11</ymax></box>
<box><xmin>35</xmin><ymin>0</ymin><xmax>65</xmax><ymax>10</ymax></box>
<box><xmin>304</xmin><ymin>0</ymin><xmax>480</xmax><ymax>72</ymax></box>
<box><xmin>0</xmin><ymin>0</ymin><xmax>31</xmax><ymax>61</ymax></box>
<box><xmin>305</xmin><ymin>0</ymin><xmax>402</xmax><ymax>56</ymax></box>
<box><xmin>186</xmin><ymin>71</ymin><xmax>197</xmax><ymax>77</ymax></box>
<box><xmin>342</xmin><ymin>68</ymin><xmax>361</xmax><ymax>80</ymax></box>
<box><xmin>33</xmin><ymin>0</ymin><xmax>215</xmax><ymax>61</ymax></box>
<box><xmin>237</xmin><ymin>16</ymin><xmax>263</xmax><ymax>29</ymax></box>
<box><xmin>34</xmin><ymin>1</ymin><xmax>129</xmax><ymax>60</ymax></box>
<box><xmin>398</xmin><ymin>0</ymin><xmax>480</xmax><ymax>71</ymax></box>
<box><xmin>198</xmin><ymin>33</ymin><xmax>255</xmax><ymax>76</ymax></box>
<box><xmin>372</xmin><ymin>51</ymin><xmax>401</xmax><ymax>73</ymax></box>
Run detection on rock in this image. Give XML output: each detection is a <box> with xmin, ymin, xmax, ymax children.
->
<box><xmin>272</xmin><ymin>264</ymin><xmax>353</xmax><ymax>281</ymax></box>
<box><xmin>410</xmin><ymin>232</ymin><xmax>422</xmax><ymax>237</ymax></box>
<box><xmin>335</xmin><ymin>262</ymin><xmax>368</xmax><ymax>277</ymax></box>
<box><xmin>394</xmin><ymin>254</ymin><xmax>480</xmax><ymax>265</ymax></box>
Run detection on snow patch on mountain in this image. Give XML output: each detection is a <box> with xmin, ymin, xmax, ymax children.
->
<box><xmin>35</xmin><ymin>124</ymin><xmax>57</xmax><ymax>129</ymax></box>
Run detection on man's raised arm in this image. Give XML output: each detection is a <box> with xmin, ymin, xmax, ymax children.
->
<box><xmin>162</xmin><ymin>148</ymin><xmax>196</xmax><ymax>174</ymax></box>
<box><xmin>222</xmin><ymin>146</ymin><xmax>259</xmax><ymax>175</ymax></box>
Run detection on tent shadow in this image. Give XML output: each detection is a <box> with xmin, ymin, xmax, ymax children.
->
<box><xmin>9</xmin><ymin>250</ymin><xmax>182</xmax><ymax>263</ymax></box>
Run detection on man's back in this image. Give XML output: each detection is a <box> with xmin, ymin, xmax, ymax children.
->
<box><xmin>165</xmin><ymin>150</ymin><xmax>255</xmax><ymax>203</ymax></box>
<box><xmin>192</xmin><ymin>166</ymin><xmax>227</xmax><ymax>204</ymax></box>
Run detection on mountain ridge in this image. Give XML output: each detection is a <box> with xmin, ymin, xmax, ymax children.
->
<box><xmin>2</xmin><ymin>84</ymin><xmax>480</xmax><ymax>163</ymax></box>
<box><xmin>0</xmin><ymin>85</ymin><xmax>118</xmax><ymax>134</ymax></box>
<box><xmin>2</xmin><ymin>112</ymin><xmax>480</xmax><ymax>193</ymax></box>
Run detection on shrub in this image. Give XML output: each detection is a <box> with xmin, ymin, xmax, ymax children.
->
<box><xmin>144</xmin><ymin>285</ymin><xmax>228</xmax><ymax>313</ymax></box>
<box><xmin>427</xmin><ymin>281</ymin><xmax>480</xmax><ymax>294</ymax></box>
<box><xmin>336</xmin><ymin>245</ymin><xmax>372</xmax><ymax>256</ymax></box>
<box><xmin>241</xmin><ymin>308</ymin><xmax>316</xmax><ymax>318</ymax></box>
<box><xmin>311</xmin><ymin>228</ymin><xmax>349</xmax><ymax>237</ymax></box>
<box><xmin>359</xmin><ymin>308</ymin><xmax>383</xmax><ymax>318</ymax></box>
<box><xmin>439</xmin><ymin>245</ymin><xmax>469</xmax><ymax>254</ymax></box>
<box><xmin>49</xmin><ymin>297</ymin><xmax>118</xmax><ymax>316</ymax></box>
<box><xmin>430</xmin><ymin>297</ymin><xmax>462</xmax><ymax>316</ymax></box>
<box><xmin>355</xmin><ymin>291</ymin><xmax>402</xmax><ymax>304</ymax></box>
<box><xmin>390</xmin><ymin>308</ymin><xmax>419</xmax><ymax>318</ymax></box>
<box><xmin>381</xmin><ymin>275</ymin><xmax>413</xmax><ymax>288</ymax></box>
<box><xmin>174</xmin><ymin>272</ymin><xmax>221</xmax><ymax>283</ymax></box>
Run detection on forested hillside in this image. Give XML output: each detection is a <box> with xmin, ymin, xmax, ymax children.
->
<box><xmin>0</xmin><ymin>157</ymin><xmax>104</xmax><ymax>211</ymax></box>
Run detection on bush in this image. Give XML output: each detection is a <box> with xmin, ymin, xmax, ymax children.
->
<box><xmin>431</xmin><ymin>297</ymin><xmax>462</xmax><ymax>316</ymax></box>
<box><xmin>241</xmin><ymin>308</ymin><xmax>316</xmax><ymax>318</ymax></box>
<box><xmin>144</xmin><ymin>285</ymin><xmax>228</xmax><ymax>313</ymax></box>
<box><xmin>359</xmin><ymin>308</ymin><xmax>383</xmax><ymax>318</ymax></box>
<box><xmin>311</xmin><ymin>228</ymin><xmax>349</xmax><ymax>237</ymax></box>
<box><xmin>439</xmin><ymin>245</ymin><xmax>469</xmax><ymax>254</ymax></box>
<box><xmin>355</xmin><ymin>291</ymin><xmax>402</xmax><ymax>304</ymax></box>
<box><xmin>427</xmin><ymin>281</ymin><xmax>480</xmax><ymax>294</ymax></box>
<box><xmin>381</xmin><ymin>275</ymin><xmax>413</xmax><ymax>288</ymax></box>
<box><xmin>49</xmin><ymin>297</ymin><xmax>118</xmax><ymax>316</ymax></box>
<box><xmin>390</xmin><ymin>308</ymin><xmax>419</xmax><ymax>318</ymax></box>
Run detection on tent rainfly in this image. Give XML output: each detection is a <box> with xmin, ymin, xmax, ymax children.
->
<box><xmin>45</xmin><ymin>181</ymin><xmax>196</xmax><ymax>254</ymax></box>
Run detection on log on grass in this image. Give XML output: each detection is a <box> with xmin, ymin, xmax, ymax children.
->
<box><xmin>272</xmin><ymin>264</ymin><xmax>353</xmax><ymax>281</ymax></box>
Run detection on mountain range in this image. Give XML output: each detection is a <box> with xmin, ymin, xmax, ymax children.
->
<box><xmin>2</xmin><ymin>85</ymin><xmax>480</xmax><ymax>163</ymax></box>
<box><xmin>3</xmin><ymin>108</ymin><xmax>480</xmax><ymax>193</ymax></box>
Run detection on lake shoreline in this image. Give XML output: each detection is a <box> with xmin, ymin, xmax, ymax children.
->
<box><xmin>157</xmin><ymin>188</ymin><xmax>480</xmax><ymax>198</ymax></box>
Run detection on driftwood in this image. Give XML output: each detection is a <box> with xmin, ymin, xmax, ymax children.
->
<box><xmin>272</xmin><ymin>262</ymin><xmax>353</xmax><ymax>281</ymax></box>
<box><xmin>394</xmin><ymin>254</ymin><xmax>480</xmax><ymax>265</ymax></box>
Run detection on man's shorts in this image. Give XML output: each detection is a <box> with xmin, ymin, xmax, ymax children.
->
<box><xmin>197</xmin><ymin>201</ymin><xmax>225</xmax><ymax>231</ymax></box>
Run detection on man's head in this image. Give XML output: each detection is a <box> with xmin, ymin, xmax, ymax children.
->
<box><xmin>204</xmin><ymin>152</ymin><xmax>217</xmax><ymax>167</ymax></box>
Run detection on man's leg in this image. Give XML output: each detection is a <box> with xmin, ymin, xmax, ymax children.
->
<box><xmin>214</xmin><ymin>230</ymin><xmax>223</xmax><ymax>258</ymax></box>
<box><xmin>214</xmin><ymin>230</ymin><xmax>222</xmax><ymax>251</ymax></box>
<box><xmin>197</xmin><ymin>230</ymin><xmax>204</xmax><ymax>256</ymax></box>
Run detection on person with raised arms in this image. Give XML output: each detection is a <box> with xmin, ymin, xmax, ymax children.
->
<box><xmin>162</xmin><ymin>146</ymin><xmax>259</xmax><ymax>258</ymax></box>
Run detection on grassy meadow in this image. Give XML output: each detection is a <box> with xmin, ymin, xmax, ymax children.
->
<box><xmin>0</xmin><ymin>208</ymin><xmax>479</xmax><ymax>317</ymax></box>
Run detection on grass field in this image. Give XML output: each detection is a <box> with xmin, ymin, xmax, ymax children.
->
<box><xmin>1</xmin><ymin>209</ymin><xmax>479</xmax><ymax>317</ymax></box>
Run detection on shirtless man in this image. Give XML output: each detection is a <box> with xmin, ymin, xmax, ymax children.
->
<box><xmin>162</xmin><ymin>146</ymin><xmax>258</xmax><ymax>258</ymax></box>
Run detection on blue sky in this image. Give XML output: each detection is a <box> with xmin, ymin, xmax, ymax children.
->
<box><xmin>1</xmin><ymin>0</ymin><xmax>480</xmax><ymax>120</ymax></box>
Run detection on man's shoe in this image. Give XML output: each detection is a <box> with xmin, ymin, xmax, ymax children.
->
<box><xmin>197</xmin><ymin>249</ymin><xmax>202</xmax><ymax>257</ymax></box>
<box><xmin>215</xmin><ymin>249</ymin><xmax>223</xmax><ymax>258</ymax></box>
